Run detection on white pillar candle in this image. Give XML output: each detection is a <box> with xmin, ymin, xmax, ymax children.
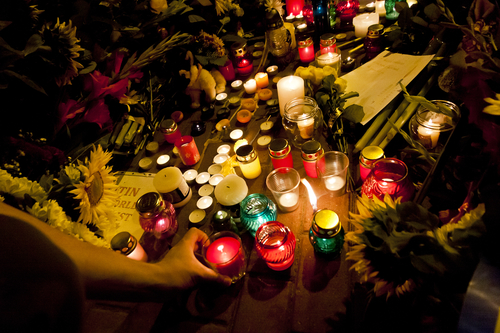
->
<box><xmin>375</xmin><ymin>1</ymin><xmax>386</xmax><ymax>17</ymax></box>
<box><xmin>279</xmin><ymin>192</ymin><xmax>299</xmax><ymax>208</ymax></box>
<box><xmin>353</xmin><ymin>13</ymin><xmax>380</xmax><ymax>38</ymax></box>
<box><xmin>244</xmin><ymin>79</ymin><xmax>257</xmax><ymax>94</ymax></box>
<box><xmin>277</xmin><ymin>75</ymin><xmax>305</xmax><ymax>117</ymax></box>
<box><xmin>325</xmin><ymin>175</ymin><xmax>346</xmax><ymax>191</ymax></box>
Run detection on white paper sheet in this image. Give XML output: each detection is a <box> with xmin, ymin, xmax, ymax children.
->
<box><xmin>342</xmin><ymin>51</ymin><xmax>435</xmax><ymax>125</ymax></box>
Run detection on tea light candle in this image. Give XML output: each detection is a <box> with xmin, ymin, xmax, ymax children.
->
<box><xmin>213</xmin><ymin>153</ymin><xmax>229</xmax><ymax>164</ymax></box>
<box><xmin>237</xmin><ymin>110</ymin><xmax>252</xmax><ymax>123</ymax></box>
<box><xmin>296</xmin><ymin>23</ymin><xmax>308</xmax><ymax>32</ymax></box>
<box><xmin>231</xmin><ymin>80</ymin><xmax>243</xmax><ymax>91</ymax></box>
<box><xmin>266</xmin><ymin>65</ymin><xmax>278</xmax><ymax>77</ymax></box>
<box><xmin>353</xmin><ymin>13</ymin><xmax>380</xmax><ymax>38</ymax></box>
<box><xmin>297</xmin><ymin>117</ymin><xmax>315</xmax><ymax>139</ymax></box>
<box><xmin>244</xmin><ymin>79</ymin><xmax>257</xmax><ymax>94</ymax></box>
<box><xmin>183</xmin><ymin>169</ymin><xmax>198</xmax><ymax>185</ymax></box>
<box><xmin>208</xmin><ymin>164</ymin><xmax>223</xmax><ymax>175</ymax></box>
<box><xmin>255</xmin><ymin>72</ymin><xmax>269</xmax><ymax>89</ymax></box>
<box><xmin>216</xmin><ymin>92</ymin><xmax>228</xmax><ymax>104</ymax></box>
<box><xmin>260</xmin><ymin>120</ymin><xmax>274</xmax><ymax>134</ymax></box>
<box><xmin>296</xmin><ymin>12</ymin><xmax>303</xmax><ymax>19</ymax></box>
<box><xmin>279</xmin><ymin>192</ymin><xmax>299</xmax><ymax>208</ymax></box>
<box><xmin>286</xmin><ymin>14</ymin><xmax>295</xmax><ymax>22</ymax></box>
<box><xmin>228</xmin><ymin>96</ymin><xmax>241</xmax><ymax>107</ymax></box>
<box><xmin>197</xmin><ymin>196</ymin><xmax>214</xmax><ymax>210</ymax></box>
<box><xmin>209</xmin><ymin>174</ymin><xmax>224</xmax><ymax>186</ymax></box>
<box><xmin>199</xmin><ymin>184</ymin><xmax>214</xmax><ymax>196</ymax></box>
<box><xmin>257</xmin><ymin>135</ymin><xmax>272</xmax><ymax>149</ymax></box>
<box><xmin>156</xmin><ymin>155</ymin><xmax>170</xmax><ymax>168</ymax></box>
<box><xmin>252</xmin><ymin>51</ymin><xmax>263</xmax><ymax>59</ymax></box>
<box><xmin>139</xmin><ymin>157</ymin><xmax>154</xmax><ymax>170</ymax></box>
<box><xmin>217</xmin><ymin>144</ymin><xmax>231</xmax><ymax>154</ymax></box>
<box><xmin>417</xmin><ymin>121</ymin><xmax>440</xmax><ymax>149</ymax></box>
<box><xmin>258</xmin><ymin>89</ymin><xmax>273</xmax><ymax>101</ymax></box>
<box><xmin>277</xmin><ymin>75</ymin><xmax>305</xmax><ymax>116</ymax></box>
<box><xmin>316</xmin><ymin>52</ymin><xmax>341</xmax><ymax>68</ymax></box>
<box><xmin>230</xmin><ymin>129</ymin><xmax>244</xmax><ymax>141</ymax></box>
<box><xmin>241</xmin><ymin>98</ymin><xmax>256</xmax><ymax>112</ymax></box>
<box><xmin>325</xmin><ymin>175</ymin><xmax>346</xmax><ymax>191</ymax></box>
<box><xmin>189</xmin><ymin>209</ymin><xmax>206</xmax><ymax>224</ymax></box>
<box><xmin>146</xmin><ymin>141</ymin><xmax>159</xmax><ymax>155</ymax></box>
<box><xmin>196</xmin><ymin>172</ymin><xmax>211</xmax><ymax>185</ymax></box>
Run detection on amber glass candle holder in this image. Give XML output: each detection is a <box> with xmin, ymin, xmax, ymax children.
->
<box><xmin>255</xmin><ymin>221</ymin><xmax>296</xmax><ymax>271</ymax></box>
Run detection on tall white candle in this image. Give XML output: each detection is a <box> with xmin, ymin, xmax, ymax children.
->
<box><xmin>375</xmin><ymin>1</ymin><xmax>386</xmax><ymax>17</ymax></box>
<box><xmin>353</xmin><ymin>13</ymin><xmax>380</xmax><ymax>38</ymax></box>
<box><xmin>325</xmin><ymin>176</ymin><xmax>346</xmax><ymax>191</ymax></box>
<box><xmin>277</xmin><ymin>75</ymin><xmax>305</xmax><ymax>116</ymax></box>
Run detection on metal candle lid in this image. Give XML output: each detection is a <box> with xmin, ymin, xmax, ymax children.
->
<box><xmin>320</xmin><ymin>33</ymin><xmax>336</xmax><ymax>46</ymax></box>
<box><xmin>236</xmin><ymin>144</ymin><xmax>257</xmax><ymax>163</ymax></box>
<box><xmin>367</xmin><ymin>24</ymin><xmax>384</xmax><ymax>38</ymax></box>
<box><xmin>160</xmin><ymin>119</ymin><xmax>178</xmax><ymax>134</ymax></box>
<box><xmin>231</xmin><ymin>41</ymin><xmax>248</xmax><ymax>57</ymax></box>
<box><xmin>312</xmin><ymin>209</ymin><xmax>341</xmax><ymax>238</ymax></box>
<box><xmin>136</xmin><ymin>192</ymin><xmax>162</xmax><ymax>218</ymax></box>
<box><xmin>269</xmin><ymin>138</ymin><xmax>291</xmax><ymax>158</ymax></box>
<box><xmin>298</xmin><ymin>37</ymin><xmax>313</xmax><ymax>48</ymax></box>
<box><xmin>301</xmin><ymin>140</ymin><xmax>323</xmax><ymax>161</ymax></box>
<box><xmin>111</xmin><ymin>232</ymin><xmax>138</xmax><ymax>255</ymax></box>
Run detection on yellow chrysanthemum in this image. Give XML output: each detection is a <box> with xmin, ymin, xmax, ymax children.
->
<box><xmin>70</xmin><ymin>146</ymin><xmax>119</xmax><ymax>237</ymax></box>
<box><xmin>41</xmin><ymin>18</ymin><xmax>84</xmax><ymax>87</ymax></box>
<box><xmin>483</xmin><ymin>93</ymin><xmax>500</xmax><ymax>115</ymax></box>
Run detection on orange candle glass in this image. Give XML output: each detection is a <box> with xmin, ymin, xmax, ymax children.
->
<box><xmin>258</xmin><ymin>89</ymin><xmax>273</xmax><ymax>101</ymax></box>
<box><xmin>241</xmin><ymin>98</ymin><xmax>256</xmax><ymax>112</ymax></box>
<box><xmin>255</xmin><ymin>72</ymin><xmax>269</xmax><ymax>89</ymax></box>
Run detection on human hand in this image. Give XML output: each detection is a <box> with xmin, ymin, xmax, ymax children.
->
<box><xmin>156</xmin><ymin>228</ymin><xmax>232</xmax><ymax>291</ymax></box>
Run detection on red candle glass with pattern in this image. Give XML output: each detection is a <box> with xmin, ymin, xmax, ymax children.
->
<box><xmin>255</xmin><ymin>221</ymin><xmax>296</xmax><ymax>271</ymax></box>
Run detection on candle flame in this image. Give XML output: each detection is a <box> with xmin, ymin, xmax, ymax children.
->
<box><xmin>301</xmin><ymin>178</ymin><xmax>317</xmax><ymax>213</ymax></box>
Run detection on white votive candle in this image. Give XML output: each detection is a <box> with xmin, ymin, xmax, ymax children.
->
<box><xmin>213</xmin><ymin>153</ymin><xmax>229</xmax><ymax>164</ymax></box>
<box><xmin>244</xmin><ymin>79</ymin><xmax>257</xmax><ymax>94</ymax></box>
<box><xmin>156</xmin><ymin>155</ymin><xmax>170</xmax><ymax>168</ymax></box>
<box><xmin>277</xmin><ymin>75</ymin><xmax>305</xmax><ymax>116</ymax></box>
<box><xmin>197</xmin><ymin>196</ymin><xmax>213</xmax><ymax>210</ymax></box>
<box><xmin>279</xmin><ymin>193</ymin><xmax>299</xmax><ymax>208</ymax></box>
<box><xmin>217</xmin><ymin>144</ymin><xmax>231</xmax><ymax>154</ymax></box>
<box><xmin>417</xmin><ymin>122</ymin><xmax>440</xmax><ymax>149</ymax></box>
<box><xmin>353</xmin><ymin>13</ymin><xmax>380</xmax><ymax>38</ymax></box>
<box><xmin>196</xmin><ymin>172</ymin><xmax>211</xmax><ymax>185</ymax></box>
<box><xmin>209</xmin><ymin>174</ymin><xmax>224</xmax><ymax>186</ymax></box>
<box><xmin>325</xmin><ymin>176</ymin><xmax>346</xmax><ymax>191</ymax></box>
<box><xmin>297</xmin><ymin>117</ymin><xmax>315</xmax><ymax>139</ymax></box>
<box><xmin>231</xmin><ymin>80</ymin><xmax>243</xmax><ymax>91</ymax></box>
<box><xmin>216</xmin><ymin>93</ymin><xmax>228</xmax><ymax>104</ymax></box>
<box><xmin>230</xmin><ymin>129</ymin><xmax>244</xmax><ymax>141</ymax></box>
<box><xmin>198</xmin><ymin>184</ymin><xmax>214</xmax><ymax>196</ymax></box>
<box><xmin>183</xmin><ymin>169</ymin><xmax>198</xmax><ymax>185</ymax></box>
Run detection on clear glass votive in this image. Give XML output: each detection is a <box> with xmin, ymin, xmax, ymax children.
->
<box><xmin>316</xmin><ymin>151</ymin><xmax>349</xmax><ymax>197</ymax></box>
<box><xmin>266</xmin><ymin>167</ymin><xmax>301</xmax><ymax>212</ymax></box>
<box><xmin>255</xmin><ymin>221</ymin><xmax>296</xmax><ymax>271</ymax></box>
<box><xmin>202</xmin><ymin>231</ymin><xmax>246</xmax><ymax>283</ymax></box>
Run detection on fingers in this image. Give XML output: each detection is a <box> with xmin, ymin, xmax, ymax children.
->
<box><xmin>181</xmin><ymin>227</ymin><xmax>209</xmax><ymax>252</ymax></box>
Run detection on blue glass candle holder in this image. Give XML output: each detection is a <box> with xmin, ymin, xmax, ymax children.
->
<box><xmin>309</xmin><ymin>209</ymin><xmax>344</xmax><ymax>257</ymax></box>
<box><xmin>240</xmin><ymin>193</ymin><xmax>277</xmax><ymax>237</ymax></box>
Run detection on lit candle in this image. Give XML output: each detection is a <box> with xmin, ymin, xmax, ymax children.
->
<box><xmin>244</xmin><ymin>79</ymin><xmax>257</xmax><ymax>94</ymax></box>
<box><xmin>217</xmin><ymin>144</ymin><xmax>231</xmax><ymax>154</ymax></box>
<box><xmin>375</xmin><ymin>0</ymin><xmax>386</xmax><ymax>17</ymax></box>
<box><xmin>277</xmin><ymin>75</ymin><xmax>305</xmax><ymax>116</ymax></box>
<box><xmin>353</xmin><ymin>13</ymin><xmax>380</xmax><ymax>38</ymax></box>
<box><xmin>279</xmin><ymin>192</ymin><xmax>299</xmax><ymax>208</ymax></box>
<box><xmin>298</xmin><ymin>37</ymin><xmax>315</xmax><ymax>63</ymax></box>
<box><xmin>216</xmin><ymin>92</ymin><xmax>228</xmax><ymax>104</ymax></box>
<box><xmin>213</xmin><ymin>153</ymin><xmax>229</xmax><ymax>164</ymax></box>
<box><xmin>204</xmin><ymin>236</ymin><xmax>245</xmax><ymax>280</ymax></box>
<box><xmin>196</xmin><ymin>172</ymin><xmax>211</xmax><ymax>185</ymax></box>
<box><xmin>286</xmin><ymin>13</ymin><xmax>295</xmax><ymax>21</ymax></box>
<box><xmin>209</xmin><ymin>174</ymin><xmax>224</xmax><ymax>186</ymax></box>
<box><xmin>296</xmin><ymin>11</ymin><xmax>303</xmax><ymax>19</ymax></box>
<box><xmin>324</xmin><ymin>175</ymin><xmax>346</xmax><ymax>191</ymax></box>
<box><xmin>230</xmin><ymin>129</ymin><xmax>244</xmax><ymax>141</ymax></box>
<box><xmin>296</xmin><ymin>23</ymin><xmax>308</xmax><ymax>32</ymax></box>
<box><xmin>266</xmin><ymin>65</ymin><xmax>278</xmax><ymax>77</ymax></box>
<box><xmin>286</xmin><ymin>0</ymin><xmax>305</xmax><ymax>16</ymax></box>
<box><xmin>297</xmin><ymin>117</ymin><xmax>315</xmax><ymax>139</ymax></box>
<box><xmin>156</xmin><ymin>155</ymin><xmax>170</xmax><ymax>169</ymax></box>
<box><xmin>197</xmin><ymin>196</ymin><xmax>214</xmax><ymax>210</ymax></box>
<box><xmin>316</xmin><ymin>52</ymin><xmax>341</xmax><ymax>70</ymax></box>
<box><xmin>255</xmin><ymin>72</ymin><xmax>269</xmax><ymax>89</ymax></box>
<box><xmin>231</xmin><ymin>80</ymin><xmax>243</xmax><ymax>91</ymax></box>
<box><xmin>255</xmin><ymin>221</ymin><xmax>296</xmax><ymax>271</ymax></box>
<box><xmin>417</xmin><ymin>120</ymin><xmax>440</xmax><ymax>149</ymax></box>
<box><xmin>175</xmin><ymin>136</ymin><xmax>200</xmax><ymax>166</ymax></box>
<box><xmin>183</xmin><ymin>169</ymin><xmax>198</xmax><ymax>185</ymax></box>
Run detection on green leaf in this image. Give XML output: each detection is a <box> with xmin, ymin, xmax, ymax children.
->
<box><xmin>321</xmin><ymin>74</ymin><xmax>337</xmax><ymax>93</ymax></box>
<box><xmin>387</xmin><ymin>118</ymin><xmax>436</xmax><ymax>164</ymax></box>
<box><xmin>220</xmin><ymin>16</ymin><xmax>230</xmax><ymax>25</ymax></box>
<box><xmin>23</xmin><ymin>34</ymin><xmax>43</xmax><ymax>56</ymax></box>
<box><xmin>3</xmin><ymin>70</ymin><xmax>46</xmax><ymax>95</ymax></box>
<box><xmin>342</xmin><ymin>104</ymin><xmax>364</xmax><ymax>123</ymax></box>
<box><xmin>79</xmin><ymin>61</ymin><xmax>97</xmax><ymax>74</ymax></box>
<box><xmin>189</xmin><ymin>15</ymin><xmax>206</xmax><ymax>23</ymax></box>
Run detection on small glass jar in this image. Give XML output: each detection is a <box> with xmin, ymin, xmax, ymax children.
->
<box><xmin>361</xmin><ymin>158</ymin><xmax>415</xmax><ymax>202</ymax></box>
<box><xmin>236</xmin><ymin>144</ymin><xmax>262</xmax><ymax>179</ymax></box>
<box><xmin>160</xmin><ymin>119</ymin><xmax>182</xmax><ymax>144</ymax></box>
<box><xmin>111</xmin><ymin>232</ymin><xmax>148</xmax><ymax>262</ymax></box>
<box><xmin>408</xmin><ymin>100</ymin><xmax>460</xmax><ymax>150</ymax></box>
<box><xmin>298</xmin><ymin>37</ymin><xmax>315</xmax><ymax>63</ymax></box>
<box><xmin>309</xmin><ymin>209</ymin><xmax>344</xmax><ymax>257</ymax></box>
<box><xmin>231</xmin><ymin>41</ymin><xmax>254</xmax><ymax>76</ymax></box>
<box><xmin>302</xmin><ymin>3</ymin><xmax>315</xmax><ymax>25</ymax></box>
<box><xmin>136</xmin><ymin>192</ymin><xmax>178</xmax><ymax>239</ymax></box>
<box><xmin>364</xmin><ymin>24</ymin><xmax>384</xmax><ymax>61</ymax></box>
<box><xmin>175</xmin><ymin>136</ymin><xmax>200</xmax><ymax>166</ymax></box>
<box><xmin>359</xmin><ymin>145</ymin><xmax>385</xmax><ymax>182</ymax></box>
<box><xmin>218</xmin><ymin>58</ymin><xmax>236</xmax><ymax>81</ymax></box>
<box><xmin>269</xmin><ymin>138</ymin><xmax>294</xmax><ymax>169</ymax></box>
<box><xmin>301</xmin><ymin>140</ymin><xmax>323</xmax><ymax>178</ymax></box>
<box><xmin>255</xmin><ymin>221</ymin><xmax>296</xmax><ymax>271</ymax></box>
<box><xmin>286</xmin><ymin>0</ymin><xmax>305</xmax><ymax>16</ymax></box>
<box><xmin>337</xmin><ymin>0</ymin><xmax>359</xmax><ymax>27</ymax></box>
<box><xmin>320</xmin><ymin>33</ymin><xmax>337</xmax><ymax>54</ymax></box>
<box><xmin>283</xmin><ymin>96</ymin><xmax>323</xmax><ymax>148</ymax></box>
<box><xmin>240</xmin><ymin>193</ymin><xmax>278</xmax><ymax>237</ymax></box>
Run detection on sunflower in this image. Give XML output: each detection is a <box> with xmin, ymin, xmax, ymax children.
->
<box><xmin>70</xmin><ymin>146</ymin><xmax>119</xmax><ymax>241</ymax></box>
<box><xmin>40</xmin><ymin>18</ymin><xmax>84</xmax><ymax>87</ymax></box>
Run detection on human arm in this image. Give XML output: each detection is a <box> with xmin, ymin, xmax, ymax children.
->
<box><xmin>0</xmin><ymin>202</ymin><xmax>232</xmax><ymax>302</ymax></box>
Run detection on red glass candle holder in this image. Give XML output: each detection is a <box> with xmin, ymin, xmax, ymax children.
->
<box><xmin>287</xmin><ymin>0</ymin><xmax>305</xmax><ymax>16</ymax></box>
<box><xmin>337</xmin><ymin>0</ymin><xmax>359</xmax><ymax>27</ymax></box>
<box><xmin>255</xmin><ymin>221</ymin><xmax>296</xmax><ymax>271</ymax></box>
<box><xmin>298</xmin><ymin>37</ymin><xmax>315</xmax><ymax>63</ymax></box>
<box><xmin>320</xmin><ymin>33</ymin><xmax>337</xmax><ymax>54</ymax></box>
<box><xmin>175</xmin><ymin>136</ymin><xmax>200</xmax><ymax>166</ymax></box>
<box><xmin>202</xmin><ymin>231</ymin><xmax>246</xmax><ymax>283</ymax></box>
<box><xmin>361</xmin><ymin>158</ymin><xmax>415</xmax><ymax>202</ymax></box>
<box><xmin>231</xmin><ymin>41</ymin><xmax>254</xmax><ymax>77</ymax></box>
<box><xmin>269</xmin><ymin>138</ymin><xmax>294</xmax><ymax>169</ymax></box>
<box><xmin>302</xmin><ymin>4</ymin><xmax>314</xmax><ymax>25</ymax></box>
<box><xmin>218</xmin><ymin>58</ymin><xmax>236</xmax><ymax>81</ymax></box>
